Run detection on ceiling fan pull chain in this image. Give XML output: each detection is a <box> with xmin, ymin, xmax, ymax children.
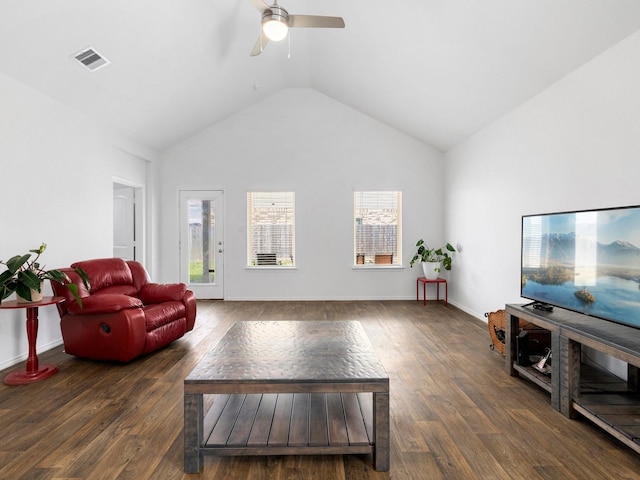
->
<box><xmin>287</xmin><ymin>33</ymin><xmax>291</xmax><ymax>59</ymax></box>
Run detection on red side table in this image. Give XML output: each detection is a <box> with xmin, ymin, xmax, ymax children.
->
<box><xmin>0</xmin><ymin>296</ymin><xmax>64</xmax><ymax>385</ymax></box>
<box><xmin>416</xmin><ymin>277</ymin><xmax>448</xmax><ymax>305</ymax></box>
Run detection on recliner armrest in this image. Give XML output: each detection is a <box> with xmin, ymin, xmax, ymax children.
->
<box><xmin>67</xmin><ymin>294</ymin><xmax>143</xmax><ymax>315</ymax></box>
<box><xmin>138</xmin><ymin>283</ymin><xmax>187</xmax><ymax>304</ymax></box>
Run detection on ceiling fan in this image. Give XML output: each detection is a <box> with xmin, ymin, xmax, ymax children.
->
<box><xmin>249</xmin><ymin>0</ymin><xmax>345</xmax><ymax>56</ymax></box>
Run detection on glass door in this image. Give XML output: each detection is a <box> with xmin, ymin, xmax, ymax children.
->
<box><xmin>179</xmin><ymin>190</ymin><xmax>224</xmax><ymax>299</ymax></box>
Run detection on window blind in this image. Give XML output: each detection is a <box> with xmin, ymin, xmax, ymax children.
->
<box><xmin>354</xmin><ymin>191</ymin><xmax>402</xmax><ymax>265</ymax></box>
<box><xmin>247</xmin><ymin>192</ymin><xmax>295</xmax><ymax>266</ymax></box>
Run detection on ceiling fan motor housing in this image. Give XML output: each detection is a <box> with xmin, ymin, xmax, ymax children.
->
<box><xmin>262</xmin><ymin>6</ymin><xmax>289</xmax><ymax>28</ymax></box>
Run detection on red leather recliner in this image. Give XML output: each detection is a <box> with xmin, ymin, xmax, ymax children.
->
<box><xmin>50</xmin><ymin>258</ymin><xmax>196</xmax><ymax>362</ymax></box>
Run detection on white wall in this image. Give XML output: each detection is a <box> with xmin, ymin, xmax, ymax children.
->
<box><xmin>160</xmin><ymin>88</ymin><xmax>445</xmax><ymax>300</ymax></box>
<box><xmin>445</xmin><ymin>31</ymin><xmax>640</xmax><ymax>374</ymax></box>
<box><xmin>0</xmin><ymin>72</ymin><xmax>155</xmax><ymax>370</ymax></box>
<box><xmin>7</xmin><ymin>29</ymin><xmax>638</xmax><ymax>369</ymax></box>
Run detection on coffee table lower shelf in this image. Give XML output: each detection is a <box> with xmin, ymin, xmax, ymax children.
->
<box><xmin>199</xmin><ymin>392</ymin><xmax>375</xmax><ymax>457</ymax></box>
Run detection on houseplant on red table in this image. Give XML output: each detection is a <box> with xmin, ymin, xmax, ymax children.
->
<box><xmin>0</xmin><ymin>243</ymin><xmax>89</xmax><ymax>304</ymax></box>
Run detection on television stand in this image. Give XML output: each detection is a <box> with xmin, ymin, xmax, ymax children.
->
<box><xmin>505</xmin><ymin>304</ymin><xmax>640</xmax><ymax>455</ymax></box>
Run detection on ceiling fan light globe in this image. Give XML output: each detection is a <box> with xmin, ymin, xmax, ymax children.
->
<box><xmin>263</xmin><ymin>18</ymin><xmax>288</xmax><ymax>41</ymax></box>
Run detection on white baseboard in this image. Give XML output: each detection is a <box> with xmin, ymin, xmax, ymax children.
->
<box><xmin>0</xmin><ymin>339</ymin><xmax>64</xmax><ymax>371</ymax></box>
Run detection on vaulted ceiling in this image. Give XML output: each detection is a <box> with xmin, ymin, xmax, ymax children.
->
<box><xmin>2</xmin><ymin>1</ymin><xmax>640</xmax><ymax>153</ymax></box>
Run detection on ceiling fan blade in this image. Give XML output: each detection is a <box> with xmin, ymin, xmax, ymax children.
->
<box><xmin>250</xmin><ymin>31</ymin><xmax>270</xmax><ymax>56</ymax></box>
<box><xmin>250</xmin><ymin>0</ymin><xmax>270</xmax><ymax>13</ymax></box>
<box><xmin>289</xmin><ymin>15</ymin><xmax>345</xmax><ymax>29</ymax></box>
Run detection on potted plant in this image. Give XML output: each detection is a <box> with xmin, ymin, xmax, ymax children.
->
<box><xmin>0</xmin><ymin>243</ymin><xmax>89</xmax><ymax>305</ymax></box>
<box><xmin>409</xmin><ymin>239</ymin><xmax>456</xmax><ymax>279</ymax></box>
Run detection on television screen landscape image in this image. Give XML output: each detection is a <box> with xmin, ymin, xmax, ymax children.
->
<box><xmin>521</xmin><ymin>205</ymin><xmax>640</xmax><ymax>329</ymax></box>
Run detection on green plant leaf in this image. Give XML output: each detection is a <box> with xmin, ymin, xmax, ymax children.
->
<box><xmin>14</xmin><ymin>282</ymin><xmax>33</xmax><ymax>301</ymax></box>
<box><xmin>65</xmin><ymin>283</ymin><xmax>83</xmax><ymax>308</ymax></box>
<box><xmin>17</xmin><ymin>270</ymin><xmax>41</xmax><ymax>290</ymax></box>
<box><xmin>0</xmin><ymin>269</ymin><xmax>15</xmax><ymax>284</ymax></box>
<box><xmin>29</xmin><ymin>243</ymin><xmax>47</xmax><ymax>255</ymax></box>
<box><xmin>45</xmin><ymin>269</ymin><xmax>69</xmax><ymax>284</ymax></box>
<box><xmin>1</xmin><ymin>283</ymin><xmax>17</xmax><ymax>301</ymax></box>
<box><xmin>74</xmin><ymin>267</ymin><xmax>91</xmax><ymax>291</ymax></box>
<box><xmin>6</xmin><ymin>254</ymin><xmax>31</xmax><ymax>274</ymax></box>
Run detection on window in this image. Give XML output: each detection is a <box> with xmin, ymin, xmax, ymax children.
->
<box><xmin>187</xmin><ymin>198</ymin><xmax>216</xmax><ymax>283</ymax></box>
<box><xmin>354</xmin><ymin>191</ymin><xmax>402</xmax><ymax>265</ymax></box>
<box><xmin>247</xmin><ymin>192</ymin><xmax>295</xmax><ymax>267</ymax></box>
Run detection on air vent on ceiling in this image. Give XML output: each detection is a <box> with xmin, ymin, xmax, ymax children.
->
<box><xmin>73</xmin><ymin>47</ymin><xmax>109</xmax><ymax>72</ymax></box>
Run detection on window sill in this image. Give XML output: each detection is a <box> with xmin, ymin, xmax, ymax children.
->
<box><xmin>245</xmin><ymin>266</ymin><xmax>298</xmax><ymax>270</ymax></box>
<box><xmin>352</xmin><ymin>265</ymin><xmax>404</xmax><ymax>270</ymax></box>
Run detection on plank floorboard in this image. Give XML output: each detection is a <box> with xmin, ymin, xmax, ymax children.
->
<box><xmin>268</xmin><ymin>393</ymin><xmax>293</xmax><ymax>447</ymax></box>
<box><xmin>327</xmin><ymin>393</ymin><xmax>349</xmax><ymax>446</ymax></box>
<box><xmin>346</xmin><ymin>393</ymin><xmax>370</xmax><ymax>445</ymax></box>
<box><xmin>2</xmin><ymin>300</ymin><xmax>640</xmax><ymax>479</ymax></box>
<box><xmin>227</xmin><ymin>393</ymin><xmax>262</xmax><ymax>447</ymax></box>
<box><xmin>309</xmin><ymin>393</ymin><xmax>329</xmax><ymax>447</ymax></box>
<box><xmin>207</xmin><ymin>394</ymin><xmax>245</xmax><ymax>447</ymax></box>
<box><xmin>289</xmin><ymin>393</ymin><xmax>310</xmax><ymax>447</ymax></box>
<box><xmin>247</xmin><ymin>393</ymin><xmax>278</xmax><ymax>447</ymax></box>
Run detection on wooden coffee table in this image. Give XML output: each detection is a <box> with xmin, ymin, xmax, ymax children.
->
<box><xmin>184</xmin><ymin>320</ymin><xmax>390</xmax><ymax>472</ymax></box>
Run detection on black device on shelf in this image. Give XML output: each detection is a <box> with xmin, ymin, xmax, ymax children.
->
<box><xmin>521</xmin><ymin>204</ymin><xmax>640</xmax><ymax>330</ymax></box>
<box><xmin>532</xmin><ymin>302</ymin><xmax>553</xmax><ymax>312</ymax></box>
<box><xmin>516</xmin><ymin>330</ymin><xmax>529</xmax><ymax>366</ymax></box>
<box><xmin>516</xmin><ymin>327</ymin><xmax>551</xmax><ymax>367</ymax></box>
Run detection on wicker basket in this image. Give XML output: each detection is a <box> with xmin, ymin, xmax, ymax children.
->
<box><xmin>485</xmin><ymin>309</ymin><xmax>532</xmax><ymax>355</ymax></box>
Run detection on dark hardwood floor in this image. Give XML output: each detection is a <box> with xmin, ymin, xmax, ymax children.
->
<box><xmin>2</xmin><ymin>300</ymin><xmax>640</xmax><ymax>479</ymax></box>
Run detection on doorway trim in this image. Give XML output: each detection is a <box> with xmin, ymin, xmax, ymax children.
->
<box><xmin>112</xmin><ymin>176</ymin><xmax>145</xmax><ymax>267</ymax></box>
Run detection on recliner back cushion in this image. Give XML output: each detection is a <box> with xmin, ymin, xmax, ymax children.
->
<box><xmin>94</xmin><ymin>285</ymin><xmax>139</xmax><ymax>297</ymax></box>
<box><xmin>127</xmin><ymin>261</ymin><xmax>150</xmax><ymax>291</ymax></box>
<box><xmin>71</xmin><ymin>258</ymin><xmax>134</xmax><ymax>292</ymax></box>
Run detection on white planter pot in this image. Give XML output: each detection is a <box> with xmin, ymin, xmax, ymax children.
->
<box><xmin>422</xmin><ymin>261</ymin><xmax>441</xmax><ymax>280</ymax></box>
<box><xmin>16</xmin><ymin>282</ymin><xmax>44</xmax><ymax>303</ymax></box>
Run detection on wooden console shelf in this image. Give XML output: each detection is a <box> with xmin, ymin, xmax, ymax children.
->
<box><xmin>512</xmin><ymin>363</ymin><xmax>553</xmax><ymax>393</ymax></box>
<box><xmin>505</xmin><ymin>304</ymin><xmax>561</xmax><ymax>411</ymax></box>
<box><xmin>505</xmin><ymin>303</ymin><xmax>640</xmax><ymax>455</ymax></box>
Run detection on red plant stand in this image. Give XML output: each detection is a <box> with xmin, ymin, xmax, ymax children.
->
<box><xmin>416</xmin><ymin>277</ymin><xmax>448</xmax><ymax>305</ymax></box>
<box><xmin>0</xmin><ymin>296</ymin><xmax>64</xmax><ymax>385</ymax></box>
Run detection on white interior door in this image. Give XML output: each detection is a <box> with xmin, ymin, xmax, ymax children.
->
<box><xmin>179</xmin><ymin>190</ymin><xmax>224</xmax><ymax>299</ymax></box>
<box><xmin>113</xmin><ymin>184</ymin><xmax>136</xmax><ymax>260</ymax></box>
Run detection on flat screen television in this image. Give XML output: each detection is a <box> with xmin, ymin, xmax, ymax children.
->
<box><xmin>521</xmin><ymin>205</ymin><xmax>640</xmax><ymax>329</ymax></box>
